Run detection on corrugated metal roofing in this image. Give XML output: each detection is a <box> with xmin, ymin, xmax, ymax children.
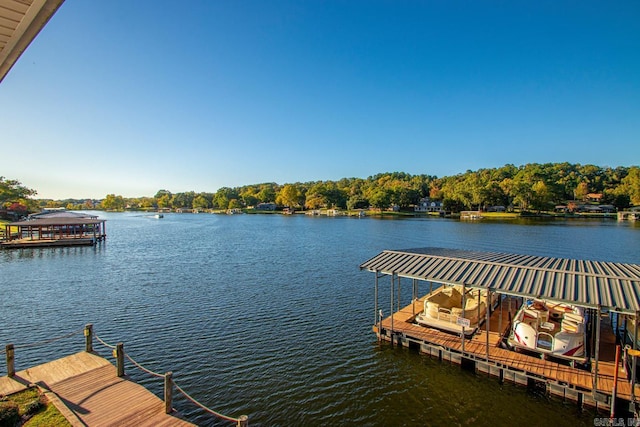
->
<box><xmin>9</xmin><ymin>217</ymin><xmax>104</xmax><ymax>226</ymax></box>
<box><xmin>360</xmin><ymin>248</ymin><xmax>640</xmax><ymax>313</ymax></box>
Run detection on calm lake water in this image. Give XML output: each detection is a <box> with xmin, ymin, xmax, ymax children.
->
<box><xmin>1</xmin><ymin>212</ymin><xmax>639</xmax><ymax>426</ymax></box>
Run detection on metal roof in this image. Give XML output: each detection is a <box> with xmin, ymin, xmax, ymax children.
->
<box><xmin>0</xmin><ymin>0</ymin><xmax>65</xmax><ymax>83</ymax></box>
<box><xmin>9</xmin><ymin>217</ymin><xmax>105</xmax><ymax>226</ymax></box>
<box><xmin>360</xmin><ymin>248</ymin><xmax>640</xmax><ymax>313</ymax></box>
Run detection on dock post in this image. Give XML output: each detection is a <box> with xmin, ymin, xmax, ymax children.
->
<box><xmin>84</xmin><ymin>323</ymin><xmax>93</xmax><ymax>353</ymax></box>
<box><xmin>374</xmin><ymin>273</ymin><xmax>378</xmax><ymax>327</ymax></box>
<box><xmin>164</xmin><ymin>371</ymin><xmax>173</xmax><ymax>414</ymax></box>
<box><xmin>116</xmin><ymin>342</ymin><xmax>125</xmax><ymax>377</ymax></box>
<box><xmin>6</xmin><ymin>344</ymin><xmax>15</xmax><ymax>377</ymax></box>
<box><xmin>237</xmin><ymin>414</ymin><xmax>249</xmax><ymax>427</ymax></box>
<box><xmin>485</xmin><ymin>290</ymin><xmax>490</xmax><ymax>363</ymax></box>
<box><xmin>390</xmin><ymin>274</ymin><xmax>394</xmax><ymax>347</ymax></box>
<box><xmin>593</xmin><ymin>306</ymin><xmax>601</xmax><ymax>393</ymax></box>
<box><xmin>632</xmin><ymin>311</ymin><xmax>638</xmax><ymax>402</ymax></box>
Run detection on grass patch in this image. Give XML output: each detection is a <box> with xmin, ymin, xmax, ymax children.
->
<box><xmin>0</xmin><ymin>387</ymin><xmax>70</xmax><ymax>427</ymax></box>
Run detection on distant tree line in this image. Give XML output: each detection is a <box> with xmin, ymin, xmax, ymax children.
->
<box><xmin>3</xmin><ymin>163</ymin><xmax>639</xmax><ymax>215</ymax></box>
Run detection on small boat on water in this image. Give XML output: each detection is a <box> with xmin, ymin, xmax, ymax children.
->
<box><xmin>507</xmin><ymin>299</ymin><xmax>588</xmax><ymax>365</ymax></box>
<box><xmin>414</xmin><ymin>285</ymin><xmax>497</xmax><ymax>336</ymax></box>
<box><xmin>153</xmin><ymin>213</ymin><xmax>164</xmax><ymax>219</ymax></box>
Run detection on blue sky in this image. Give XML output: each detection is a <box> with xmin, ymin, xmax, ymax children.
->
<box><xmin>1</xmin><ymin>1</ymin><xmax>638</xmax><ymax>199</ymax></box>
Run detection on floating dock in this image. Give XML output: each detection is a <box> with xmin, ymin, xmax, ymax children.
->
<box><xmin>361</xmin><ymin>248</ymin><xmax>640</xmax><ymax>415</ymax></box>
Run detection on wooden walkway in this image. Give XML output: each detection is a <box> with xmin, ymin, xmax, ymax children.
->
<box><xmin>1</xmin><ymin>237</ymin><xmax>97</xmax><ymax>249</ymax></box>
<box><xmin>0</xmin><ymin>352</ymin><xmax>194</xmax><ymax>426</ymax></box>
<box><xmin>378</xmin><ymin>296</ymin><xmax>639</xmax><ymax>404</ymax></box>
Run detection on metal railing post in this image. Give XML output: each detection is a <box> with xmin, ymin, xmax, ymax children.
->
<box><xmin>116</xmin><ymin>342</ymin><xmax>124</xmax><ymax>377</ymax></box>
<box><xmin>84</xmin><ymin>323</ymin><xmax>93</xmax><ymax>352</ymax></box>
<box><xmin>164</xmin><ymin>371</ymin><xmax>173</xmax><ymax>414</ymax></box>
<box><xmin>6</xmin><ymin>344</ymin><xmax>15</xmax><ymax>377</ymax></box>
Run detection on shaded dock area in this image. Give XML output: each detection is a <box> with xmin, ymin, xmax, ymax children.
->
<box><xmin>0</xmin><ymin>351</ymin><xmax>194</xmax><ymax>426</ymax></box>
<box><xmin>375</xmin><ymin>296</ymin><xmax>639</xmax><ymax>409</ymax></box>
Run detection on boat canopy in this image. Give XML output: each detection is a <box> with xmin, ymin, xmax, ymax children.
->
<box><xmin>360</xmin><ymin>248</ymin><xmax>640</xmax><ymax>314</ymax></box>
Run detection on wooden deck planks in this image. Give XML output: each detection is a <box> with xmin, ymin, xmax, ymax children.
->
<box><xmin>0</xmin><ymin>352</ymin><xmax>194</xmax><ymax>426</ymax></box>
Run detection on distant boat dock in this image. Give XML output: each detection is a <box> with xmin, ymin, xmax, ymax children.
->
<box><xmin>361</xmin><ymin>248</ymin><xmax>640</xmax><ymax>415</ymax></box>
<box><xmin>1</xmin><ymin>210</ymin><xmax>106</xmax><ymax>249</ymax></box>
<box><xmin>618</xmin><ymin>210</ymin><xmax>639</xmax><ymax>221</ymax></box>
<box><xmin>1</xmin><ymin>325</ymin><xmax>249</xmax><ymax>426</ymax></box>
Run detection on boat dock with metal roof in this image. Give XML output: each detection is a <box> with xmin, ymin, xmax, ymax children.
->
<box><xmin>1</xmin><ymin>210</ymin><xmax>106</xmax><ymax>249</ymax></box>
<box><xmin>360</xmin><ymin>248</ymin><xmax>640</xmax><ymax>415</ymax></box>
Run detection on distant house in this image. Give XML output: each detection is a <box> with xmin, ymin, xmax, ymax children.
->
<box><xmin>598</xmin><ymin>205</ymin><xmax>616</xmax><ymax>213</ymax></box>
<box><xmin>414</xmin><ymin>198</ymin><xmax>444</xmax><ymax>213</ymax></box>
<box><xmin>256</xmin><ymin>202</ymin><xmax>276</xmax><ymax>211</ymax></box>
<box><xmin>585</xmin><ymin>193</ymin><xmax>603</xmax><ymax>202</ymax></box>
<box><xmin>487</xmin><ymin>205</ymin><xmax>506</xmax><ymax>212</ymax></box>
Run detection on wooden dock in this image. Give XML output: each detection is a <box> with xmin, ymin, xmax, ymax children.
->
<box><xmin>376</xmin><ymin>296</ymin><xmax>639</xmax><ymax>411</ymax></box>
<box><xmin>1</xmin><ymin>237</ymin><xmax>97</xmax><ymax>249</ymax></box>
<box><xmin>0</xmin><ymin>351</ymin><xmax>194</xmax><ymax>426</ymax></box>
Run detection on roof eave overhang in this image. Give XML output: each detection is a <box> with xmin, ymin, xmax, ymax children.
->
<box><xmin>0</xmin><ymin>0</ymin><xmax>65</xmax><ymax>84</ymax></box>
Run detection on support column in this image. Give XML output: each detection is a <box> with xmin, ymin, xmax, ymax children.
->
<box><xmin>461</xmin><ymin>284</ymin><xmax>466</xmax><ymax>353</ymax></box>
<box><xmin>498</xmin><ymin>294</ymin><xmax>503</xmax><ymax>336</ymax></box>
<box><xmin>412</xmin><ymin>279</ymin><xmax>417</xmax><ymax>316</ymax></box>
<box><xmin>374</xmin><ymin>273</ymin><xmax>379</xmax><ymax>327</ymax></box>
<box><xmin>397</xmin><ymin>276</ymin><xmax>401</xmax><ymax>313</ymax></box>
<box><xmin>593</xmin><ymin>306</ymin><xmax>601</xmax><ymax>393</ymax></box>
<box><xmin>390</xmin><ymin>274</ymin><xmax>394</xmax><ymax>346</ymax></box>
<box><xmin>486</xmin><ymin>289</ymin><xmax>491</xmax><ymax>362</ymax></box>
<box><xmin>632</xmin><ymin>312</ymin><xmax>638</xmax><ymax>401</ymax></box>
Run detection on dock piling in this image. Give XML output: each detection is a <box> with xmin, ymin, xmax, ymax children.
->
<box><xmin>5</xmin><ymin>344</ymin><xmax>14</xmax><ymax>377</ymax></box>
<box><xmin>164</xmin><ymin>371</ymin><xmax>173</xmax><ymax>414</ymax></box>
<box><xmin>116</xmin><ymin>342</ymin><xmax>124</xmax><ymax>377</ymax></box>
<box><xmin>84</xmin><ymin>323</ymin><xmax>93</xmax><ymax>352</ymax></box>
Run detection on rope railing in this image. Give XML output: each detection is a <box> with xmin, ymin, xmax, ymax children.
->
<box><xmin>124</xmin><ymin>352</ymin><xmax>164</xmax><ymax>378</ymax></box>
<box><xmin>173</xmin><ymin>380</ymin><xmax>246</xmax><ymax>424</ymax></box>
<box><xmin>3</xmin><ymin>324</ymin><xmax>249</xmax><ymax>426</ymax></box>
<box><xmin>91</xmin><ymin>327</ymin><xmax>248</xmax><ymax>426</ymax></box>
<box><xmin>13</xmin><ymin>327</ymin><xmax>84</xmax><ymax>350</ymax></box>
<box><xmin>94</xmin><ymin>333</ymin><xmax>116</xmax><ymax>350</ymax></box>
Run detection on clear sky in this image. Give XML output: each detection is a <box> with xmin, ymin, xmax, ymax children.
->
<box><xmin>1</xmin><ymin>1</ymin><xmax>638</xmax><ymax>200</ymax></box>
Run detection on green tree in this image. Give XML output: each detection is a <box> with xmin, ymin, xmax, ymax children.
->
<box><xmin>276</xmin><ymin>184</ymin><xmax>302</xmax><ymax>208</ymax></box>
<box><xmin>0</xmin><ymin>176</ymin><xmax>37</xmax><ymax>208</ymax></box>
<box><xmin>619</xmin><ymin>166</ymin><xmax>640</xmax><ymax>205</ymax></box>
<box><xmin>157</xmin><ymin>194</ymin><xmax>171</xmax><ymax>209</ymax></box>
<box><xmin>574</xmin><ymin>182</ymin><xmax>589</xmax><ymax>201</ymax></box>
<box><xmin>193</xmin><ymin>194</ymin><xmax>211</xmax><ymax>210</ymax></box>
<box><xmin>101</xmin><ymin>194</ymin><xmax>125</xmax><ymax>211</ymax></box>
